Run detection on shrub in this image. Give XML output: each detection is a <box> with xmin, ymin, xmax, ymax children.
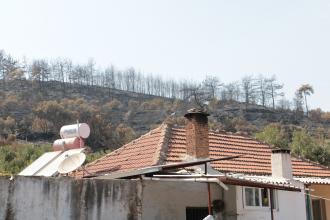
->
<box><xmin>115</xmin><ymin>124</ymin><xmax>136</xmax><ymax>146</ymax></box>
<box><xmin>0</xmin><ymin>143</ymin><xmax>51</xmax><ymax>174</ymax></box>
<box><xmin>104</xmin><ymin>99</ymin><xmax>122</xmax><ymax>110</ymax></box>
<box><xmin>255</xmin><ymin>123</ymin><xmax>289</xmax><ymax>148</ymax></box>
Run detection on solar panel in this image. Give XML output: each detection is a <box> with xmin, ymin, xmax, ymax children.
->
<box><xmin>19</xmin><ymin>151</ymin><xmax>62</xmax><ymax>176</ymax></box>
<box><xmin>35</xmin><ymin>148</ymin><xmax>85</xmax><ymax>177</ymax></box>
<box><xmin>19</xmin><ymin>148</ymin><xmax>85</xmax><ymax>177</ymax></box>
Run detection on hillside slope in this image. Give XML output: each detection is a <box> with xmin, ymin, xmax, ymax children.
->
<box><xmin>1</xmin><ymin>79</ymin><xmax>329</xmax><ymax>150</ymax></box>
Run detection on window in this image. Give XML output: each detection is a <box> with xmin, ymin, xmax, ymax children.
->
<box><xmin>186</xmin><ymin>207</ymin><xmax>209</xmax><ymax>220</ymax></box>
<box><xmin>261</xmin><ymin>188</ymin><xmax>269</xmax><ymax>207</ymax></box>
<box><xmin>244</xmin><ymin>187</ymin><xmax>270</xmax><ymax>208</ymax></box>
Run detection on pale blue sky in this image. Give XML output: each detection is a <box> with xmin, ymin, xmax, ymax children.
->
<box><xmin>1</xmin><ymin>0</ymin><xmax>330</xmax><ymax>110</ymax></box>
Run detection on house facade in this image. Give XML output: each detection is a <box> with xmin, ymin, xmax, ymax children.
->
<box><xmin>139</xmin><ymin>180</ymin><xmax>306</xmax><ymax>220</ymax></box>
<box><xmin>74</xmin><ymin>109</ymin><xmax>330</xmax><ymax>220</ymax></box>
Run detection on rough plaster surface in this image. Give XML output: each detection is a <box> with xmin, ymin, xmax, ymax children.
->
<box><xmin>0</xmin><ymin>176</ymin><xmax>308</xmax><ymax>220</ymax></box>
<box><xmin>141</xmin><ymin>180</ymin><xmax>224</xmax><ymax>220</ymax></box>
<box><xmin>0</xmin><ymin>176</ymin><xmax>142</xmax><ymax>220</ymax></box>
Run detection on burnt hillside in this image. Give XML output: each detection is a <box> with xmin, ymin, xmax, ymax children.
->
<box><xmin>0</xmin><ymin>79</ymin><xmax>329</xmax><ymax>150</ymax></box>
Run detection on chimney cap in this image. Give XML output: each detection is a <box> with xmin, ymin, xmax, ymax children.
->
<box><xmin>272</xmin><ymin>148</ymin><xmax>291</xmax><ymax>154</ymax></box>
<box><xmin>184</xmin><ymin>108</ymin><xmax>210</xmax><ymax>118</ymax></box>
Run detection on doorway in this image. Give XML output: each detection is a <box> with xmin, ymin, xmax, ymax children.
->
<box><xmin>312</xmin><ymin>199</ymin><xmax>327</xmax><ymax>220</ymax></box>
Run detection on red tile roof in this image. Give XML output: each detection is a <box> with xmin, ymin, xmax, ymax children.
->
<box><xmin>76</xmin><ymin>124</ymin><xmax>330</xmax><ymax>178</ymax></box>
<box><xmin>75</xmin><ymin>124</ymin><xmax>168</xmax><ymax>178</ymax></box>
<box><xmin>167</xmin><ymin>128</ymin><xmax>330</xmax><ymax>177</ymax></box>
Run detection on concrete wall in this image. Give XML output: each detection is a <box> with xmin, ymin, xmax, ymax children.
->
<box><xmin>310</xmin><ymin>184</ymin><xmax>330</xmax><ymax>220</ymax></box>
<box><xmin>275</xmin><ymin>189</ymin><xmax>307</xmax><ymax>220</ymax></box>
<box><xmin>1</xmin><ymin>176</ymin><xmax>233</xmax><ymax>220</ymax></box>
<box><xmin>0</xmin><ymin>176</ymin><xmax>309</xmax><ymax>220</ymax></box>
<box><xmin>0</xmin><ymin>176</ymin><xmax>142</xmax><ymax>220</ymax></box>
<box><xmin>141</xmin><ymin>180</ymin><xmax>225</xmax><ymax>220</ymax></box>
<box><xmin>235</xmin><ymin>186</ymin><xmax>307</xmax><ymax>220</ymax></box>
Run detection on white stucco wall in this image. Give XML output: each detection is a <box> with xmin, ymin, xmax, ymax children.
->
<box><xmin>275</xmin><ymin>189</ymin><xmax>307</xmax><ymax>220</ymax></box>
<box><xmin>141</xmin><ymin>180</ymin><xmax>308</xmax><ymax>220</ymax></box>
<box><xmin>141</xmin><ymin>180</ymin><xmax>226</xmax><ymax>220</ymax></box>
<box><xmin>235</xmin><ymin>185</ymin><xmax>307</xmax><ymax>220</ymax></box>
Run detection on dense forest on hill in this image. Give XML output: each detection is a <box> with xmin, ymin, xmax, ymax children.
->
<box><xmin>1</xmin><ymin>49</ymin><xmax>330</xmax><ymax>174</ymax></box>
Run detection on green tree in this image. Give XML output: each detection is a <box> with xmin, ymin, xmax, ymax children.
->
<box><xmin>298</xmin><ymin>84</ymin><xmax>314</xmax><ymax>116</ymax></box>
<box><xmin>290</xmin><ymin>129</ymin><xmax>315</xmax><ymax>157</ymax></box>
<box><xmin>309</xmin><ymin>144</ymin><xmax>330</xmax><ymax>165</ymax></box>
<box><xmin>290</xmin><ymin>129</ymin><xmax>330</xmax><ymax>165</ymax></box>
<box><xmin>255</xmin><ymin>123</ymin><xmax>289</xmax><ymax>148</ymax></box>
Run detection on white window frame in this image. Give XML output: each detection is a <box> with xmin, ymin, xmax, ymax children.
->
<box><xmin>243</xmin><ymin>187</ymin><xmax>271</xmax><ymax>210</ymax></box>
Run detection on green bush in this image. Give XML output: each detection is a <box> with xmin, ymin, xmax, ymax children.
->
<box><xmin>255</xmin><ymin>123</ymin><xmax>289</xmax><ymax>148</ymax></box>
<box><xmin>85</xmin><ymin>149</ymin><xmax>112</xmax><ymax>164</ymax></box>
<box><xmin>0</xmin><ymin>143</ymin><xmax>51</xmax><ymax>174</ymax></box>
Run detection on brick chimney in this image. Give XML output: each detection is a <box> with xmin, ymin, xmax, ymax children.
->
<box><xmin>184</xmin><ymin>108</ymin><xmax>210</xmax><ymax>159</ymax></box>
<box><xmin>271</xmin><ymin>149</ymin><xmax>293</xmax><ymax>179</ymax></box>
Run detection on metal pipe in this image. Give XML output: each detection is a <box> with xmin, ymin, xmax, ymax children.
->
<box><xmin>207</xmin><ymin>182</ymin><xmax>212</xmax><ymax>215</ymax></box>
<box><xmin>141</xmin><ymin>177</ymin><xmax>229</xmax><ymax>190</ymax></box>
<box><xmin>152</xmin><ymin>174</ymin><xmax>224</xmax><ymax>178</ymax></box>
<box><xmin>270</xmin><ymin>189</ymin><xmax>274</xmax><ymax>220</ymax></box>
<box><xmin>77</xmin><ymin>120</ymin><xmax>82</xmax><ymax>148</ymax></box>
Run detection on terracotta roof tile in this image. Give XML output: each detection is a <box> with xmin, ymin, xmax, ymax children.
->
<box><xmin>77</xmin><ymin>124</ymin><xmax>330</xmax><ymax>178</ymax></box>
<box><xmin>165</xmin><ymin>128</ymin><xmax>330</xmax><ymax>177</ymax></box>
<box><xmin>74</xmin><ymin>124</ymin><xmax>168</xmax><ymax>177</ymax></box>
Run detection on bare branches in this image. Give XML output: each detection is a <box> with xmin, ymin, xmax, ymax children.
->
<box><xmin>241</xmin><ymin>75</ymin><xmax>258</xmax><ymax>106</ymax></box>
<box><xmin>202</xmin><ymin>75</ymin><xmax>222</xmax><ymax>99</ymax></box>
<box><xmin>0</xmin><ymin>49</ymin><xmax>295</xmax><ymax>110</ymax></box>
<box><xmin>266</xmin><ymin>76</ymin><xmax>284</xmax><ymax>109</ymax></box>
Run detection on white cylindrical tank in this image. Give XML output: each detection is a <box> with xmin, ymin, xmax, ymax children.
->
<box><xmin>60</xmin><ymin>123</ymin><xmax>90</xmax><ymax>139</ymax></box>
<box><xmin>53</xmin><ymin>137</ymin><xmax>84</xmax><ymax>151</ymax></box>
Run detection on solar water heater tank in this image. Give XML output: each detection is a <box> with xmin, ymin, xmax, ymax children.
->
<box><xmin>60</xmin><ymin>123</ymin><xmax>90</xmax><ymax>139</ymax></box>
<box><xmin>53</xmin><ymin>137</ymin><xmax>84</xmax><ymax>151</ymax></box>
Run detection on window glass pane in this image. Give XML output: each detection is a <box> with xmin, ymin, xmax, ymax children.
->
<box><xmin>261</xmin><ymin>188</ymin><xmax>269</xmax><ymax>207</ymax></box>
<box><xmin>245</xmin><ymin>188</ymin><xmax>255</xmax><ymax>206</ymax></box>
<box><xmin>255</xmin><ymin>188</ymin><xmax>260</xmax><ymax>206</ymax></box>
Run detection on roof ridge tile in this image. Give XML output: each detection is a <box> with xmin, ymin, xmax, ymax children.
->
<box><xmin>152</xmin><ymin>123</ymin><xmax>172</xmax><ymax>165</ymax></box>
